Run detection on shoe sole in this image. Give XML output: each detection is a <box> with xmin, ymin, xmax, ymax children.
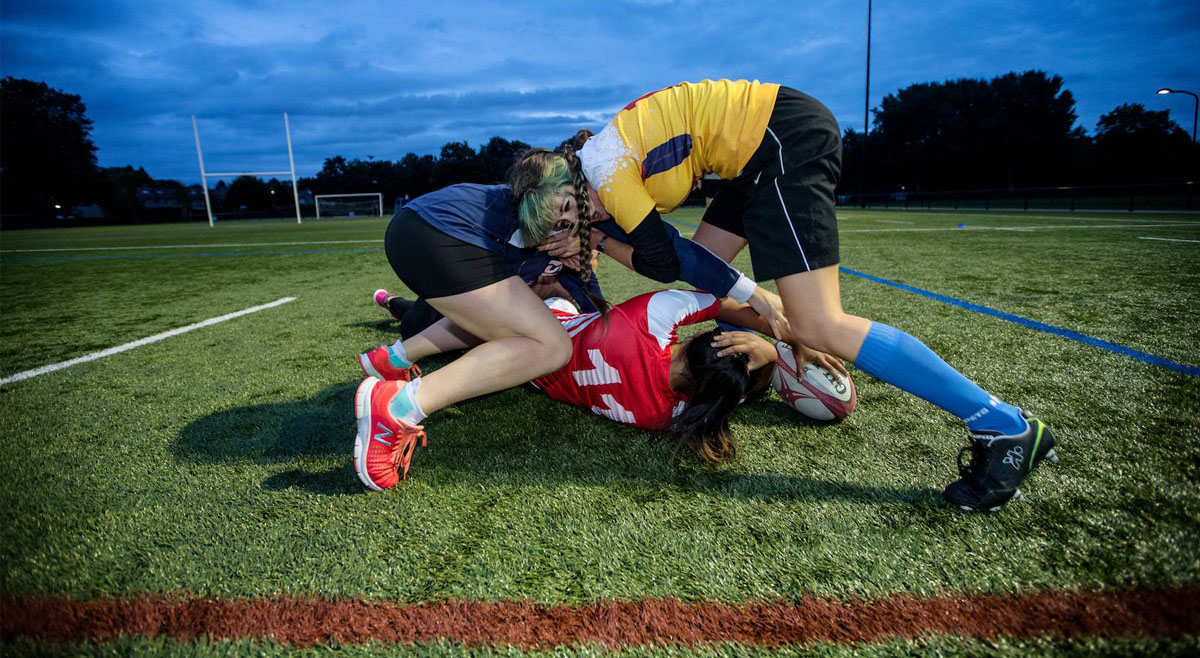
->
<box><xmin>359</xmin><ymin>352</ymin><xmax>385</xmax><ymax>380</ymax></box>
<box><xmin>958</xmin><ymin>489</ymin><xmax>1024</xmax><ymax>513</ymax></box>
<box><xmin>353</xmin><ymin>377</ymin><xmax>385</xmax><ymax>492</ymax></box>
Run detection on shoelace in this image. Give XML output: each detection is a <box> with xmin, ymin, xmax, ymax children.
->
<box><xmin>956</xmin><ymin>439</ymin><xmax>987</xmax><ymax>479</ymax></box>
<box><xmin>407</xmin><ymin>364</ymin><xmax>423</xmax><ymax>380</ymax></box>
<box><xmin>390</xmin><ymin>425</ymin><xmax>428</xmax><ymax>479</ymax></box>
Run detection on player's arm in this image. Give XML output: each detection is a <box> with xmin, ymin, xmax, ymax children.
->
<box><xmin>715</xmin><ymin>296</ymin><xmax>780</xmax><ymax>340</ymax></box>
<box><xmin>714</xmin><ymin>296</ymin><xmax>849</xmax><ymax>378</ymax></box>
<box><xmin>623</xmin><ymin>210</ymin><xmax>680</xmax><ymax>283</ymax></box>
<box><xmin>592</xmin><ymin>222</ymin><xmax>756</xmax><ymax>303</ymax></box>
<box><xmin>596</xmin><ymin>165</ymin><xmax>682</xmax><ymax>284</ymax></box>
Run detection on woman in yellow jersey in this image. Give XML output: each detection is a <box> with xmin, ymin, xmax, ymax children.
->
<box><xmin>573</xmin><ymin>79</ymin><xmax>1057</xmax><ymax>512</ymax></box>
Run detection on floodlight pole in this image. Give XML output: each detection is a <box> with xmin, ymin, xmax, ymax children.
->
<box><xmin>192</xmin><ymin>115</ymin><xmax>216</xmax><ymax>227</ymax></box>
<box><xmin>862</xmin><ymin>0</ymin><xmax>872</xmax><ymax>206</ymax></box>
<box><xmin>1157</xmin><ymin>88</ymin><xmax>1198</xmax><ymax>142</ymax></box>
<box><xmin>284</xmin><ymin>113</ymin><xmax>302</xmax><ymax>223</ymax></box>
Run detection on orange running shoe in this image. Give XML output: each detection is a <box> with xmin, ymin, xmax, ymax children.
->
<box><xmin>353</xmin><ymin>377</ymin><xmax>427</xmax><ymax>490</ymax></box>
<box><xmin>358</xmin><ymin>345</ymin><xmax>421</xmax><ymax>381</ymax></box>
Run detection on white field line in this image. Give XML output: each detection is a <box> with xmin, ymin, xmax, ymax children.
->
<box><xmin>873</xmin><ymin>219</ymin><xmax>914</xmax><ymax>225</ymax></box>
<box><xmin>0</xmin><ymin>297</ymin><xmax>297</xmax><ymax>386</ymax></box>
<box><xmin>1138</xmin><ymin>236</ymin><xmax>1200</xmax><ymax>243</ymax></box>
<box><xmin>0</xmin><ymin>240</ymin><xmax>383</xmax><ymax>254</ymax></box>
<box><xmin>840</xmin><ymin>222</ymin><xmax>1200</xmax><ymax>233</ymax></box>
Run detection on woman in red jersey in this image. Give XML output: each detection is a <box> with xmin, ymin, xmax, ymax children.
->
<box><xmin>376</xmin><ymin>287</ymin><xmax>845</xmax><ymax>467</ymax></box>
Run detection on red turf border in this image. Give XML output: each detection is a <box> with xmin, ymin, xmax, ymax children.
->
<box><xmin>3</xmin><ymin>588</ymin><xmax>1198</xmax><ymax>648</ymax></box>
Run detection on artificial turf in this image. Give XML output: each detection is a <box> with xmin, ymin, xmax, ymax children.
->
<box><xmin>1</xmin><ymin>208</ymin><xmax>1197</xmax><ymax>653</ymax></box>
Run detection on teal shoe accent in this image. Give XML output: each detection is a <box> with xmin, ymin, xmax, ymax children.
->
<box><xmin>387</xmin><ymin>347</ymin><xmax>412</xmax><ymax>369</ymax></box>
<box><xmin>388</xmin><ymin>385</ymin><xmax>416</xmax><ymax>420</ymax></box>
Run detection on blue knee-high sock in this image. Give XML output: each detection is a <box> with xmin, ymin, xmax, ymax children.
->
<box><xmin>853</xmin><ymin>323</ymin><xmax>1026</xmax><ymax>436</ymax></box>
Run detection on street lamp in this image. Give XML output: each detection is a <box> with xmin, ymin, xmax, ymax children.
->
<box><xmin>1157</xmin><ymin>88</ymin><xmax>1198</xmax><ymax>142</ymax></box>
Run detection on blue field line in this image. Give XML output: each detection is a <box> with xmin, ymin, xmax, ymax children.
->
<box><xmin>841</xmin><ymin>266</ymin><xmax>1200</xmax><ymax>378</ymax></box>
<box><xmin>1</xmin><ymin>247</ymin><xmax>384</xmax><ymax>263</ymax></box>
<box><xmin>665</xmin><ymin>217</ymin><xmax>700</xmax><ymax>230</ymax></box>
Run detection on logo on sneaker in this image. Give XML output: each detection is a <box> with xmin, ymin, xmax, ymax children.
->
<box><xmin>1002</xmin><ymin>445</ymin><xmax>1025</xmax><ymax>470</ymax></box>
<box><xmin>374</xmin><ymin>422</ymin><xmax>394</xmax><ymax>446</ymax></box>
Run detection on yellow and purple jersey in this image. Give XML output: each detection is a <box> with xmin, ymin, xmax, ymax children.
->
<box><xmin>578</xmin><ymin>79</ymin><xmax>780</xmax><ymax>234</ymax></box>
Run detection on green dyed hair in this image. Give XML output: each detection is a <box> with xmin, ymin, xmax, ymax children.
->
<box><xmin>509</xmin><ymin>133</ymin><xmax>598</xmax><ymax>290</ymax></box>
<box><xmin>509</xmin><ymin>149</ymin><xmax>575</xmax><ymax>248</ymax></box>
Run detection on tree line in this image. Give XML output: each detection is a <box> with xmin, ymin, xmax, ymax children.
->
<box><xmin>840</xmin><ymin>70</ymin><xmax>1197</xmax><ymax>193</ymax></box>
<box><xmin>1</xmin><ymin>72</ymin><xmax>1196</xmax><ymax>226</ymax></box>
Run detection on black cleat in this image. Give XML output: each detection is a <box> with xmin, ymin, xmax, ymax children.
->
<box><xmin>943</xmin><ymin>410</ymin><xmax>1058</xmax><ymax>512</ymax></box>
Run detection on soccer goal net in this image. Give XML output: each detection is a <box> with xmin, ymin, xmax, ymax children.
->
<box><xmin>314</xmin><ymin>193</ymin><xmax>384</xmax><ymax>218</ymax></box>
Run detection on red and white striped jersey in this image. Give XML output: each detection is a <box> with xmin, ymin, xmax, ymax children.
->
<box><xmin>532</xmin><ymin>290</ymin><xmax>719</xmax><ymax>430</ymax></box>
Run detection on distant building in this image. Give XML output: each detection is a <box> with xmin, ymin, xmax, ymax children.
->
<box><xmin>136</xmin><ymin>185</ymin><xmax>206</xmax><ymax>210</ymax></box>
<box><xmin>74</xmin><ymin>203</ymin><xmax>105</xmax><ymax>219</ymax></box>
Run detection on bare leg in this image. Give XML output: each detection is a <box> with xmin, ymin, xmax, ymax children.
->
<box><xmin>401</xmin><ymin>317</ymin><xmax>480</xmax><ymax>361</ymax></box>
<box><xmin>413</xmin><ymin>276</ymin><xmax>572</xmax><ymax>414</ymax></box>
<box><xmin>775</xmin><ymin>265</ymin><xmax>871</xmax><ymax>360</ymax></box>
<box><xmin>692</xmin><ymin>221</ymin><xmax>748</xmax><ymax>262</ymax></box>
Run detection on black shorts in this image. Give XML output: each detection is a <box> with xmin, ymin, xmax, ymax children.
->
<box><xmin>385</xmin><ymin>208</ymin><xmax>514</xmax><ymax>299</ymax></box>
<box><xmin>701</xmin><ymin>87</ymin><xmax>842</xmax><ymax>281</ymax></box>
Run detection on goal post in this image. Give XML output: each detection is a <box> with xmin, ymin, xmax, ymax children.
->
<box><xmin>192</xmin><ymin>113</ymin><xmax>303</xmax><ymax>226</ymax></box>
<box><xmin>314</xmin><ymin>193</ymin><xmax>384</xmax><ymax>219</ymax></box>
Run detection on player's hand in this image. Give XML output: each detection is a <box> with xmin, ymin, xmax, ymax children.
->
<box><xmin>539</xmin><ymin>229</ymin><xmax>581</xmax><ymax>258</ymax></box>
<box><xmin>796</xmin><ymin>344</ymin><xmax>849</xmax><ymax>380</ymax></box>
<box><xmin>558</xmin><ymin>254</ymin><xmax>583</xmax><ymax>271</ymax></box>
<box><xmin>747</xmin><ymin>287</ymin><xmax>792</xmax><ymax>342</ymax></box>
<box><xmin>711</xmin><ymin>331</ymin><xmax>778</xmax><ymax>371</ymax></box>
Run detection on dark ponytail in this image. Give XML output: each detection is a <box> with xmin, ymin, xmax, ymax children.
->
<box><xmin>669</xmin><ymin>329</ymin><xmax>752</xmax><ymax>466</ymax></box>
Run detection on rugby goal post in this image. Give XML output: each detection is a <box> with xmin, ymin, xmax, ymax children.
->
<box><xmin>314</xmin><ymin>193</ymin><xmax>385</xmax><ymax>219</ymax></box>
<box><xmin>192</xmin><ymin>113</ymin><xmax>303</xmax><ymax>226</ymax></box>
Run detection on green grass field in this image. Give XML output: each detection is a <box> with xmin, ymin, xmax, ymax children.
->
<box><xmin>1</xmin><ymin>208</ymin><xmax>1198</xmax><ymax>655</ymax></box>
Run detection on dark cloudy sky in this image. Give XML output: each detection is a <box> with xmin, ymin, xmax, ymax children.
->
<box><xmin>2</xmin><ymin>0</ymin><xmax>1197</xmax><ymax>184</ymax></box>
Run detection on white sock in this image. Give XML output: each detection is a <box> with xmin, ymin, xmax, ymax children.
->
<box><xmin>388</xmin><ymin>378</ymin><xmax>427</xmax><ymax>425</ymax></box>
<box><xmin>389</xmin><ymin>339</ymin><xmax>413</xmax><ymax>368</ymax></box>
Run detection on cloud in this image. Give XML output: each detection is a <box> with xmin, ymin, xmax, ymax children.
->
<box><xmin>3</xmin><ymin>0</ymin><xmax>1197</xmax><ymax>181</ymax></box>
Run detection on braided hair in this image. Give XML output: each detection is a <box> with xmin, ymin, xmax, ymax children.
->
<box><xmin>509</xmin><ymin>129</ymin><xmax>598</xmax><ymax>285</ymax></box>
<box><xmin>553</xmin><ymin>130</ymin><xmax>595</xmax><ymax>284</ymax></box>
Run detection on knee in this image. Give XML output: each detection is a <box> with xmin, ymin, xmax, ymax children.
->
<box><xmin>542</xmin><ymin>328</ymin><xmax>573</xmax><ymax>370</ymax></box>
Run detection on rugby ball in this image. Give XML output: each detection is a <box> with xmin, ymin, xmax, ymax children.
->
<box><xmin>770</xmin><ymin>342</ymin><xmax>857</xmax><ymax>421</ymax></box>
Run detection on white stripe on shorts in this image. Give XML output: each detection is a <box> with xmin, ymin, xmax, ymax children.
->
<box><xmin>766</xmin><ymin>126</ymin><xmax>785</xmax><ymax>175</ymax></box>
<box><xmin>774</xmin><ymin>177</ymin><xmax>810</xmax><ymax>271</ymax></box>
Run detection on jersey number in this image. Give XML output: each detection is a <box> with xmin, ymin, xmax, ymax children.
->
<box><xmin>571</xmin><ymin>349</ymin><xmax>636</xmax><ymax>424</ymax></box>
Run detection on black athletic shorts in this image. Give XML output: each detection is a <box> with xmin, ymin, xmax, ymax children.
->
<box><xmin>701</xmin><ymin>87</ymin><xmax>842</xmax><ymax>281</ymax></box>
<box><xmin>385</xmin><ymin>208</ymin><xmax>514</xmax><ymax>299</ymax></box>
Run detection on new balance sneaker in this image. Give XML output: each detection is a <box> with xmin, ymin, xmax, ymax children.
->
<box><xmin>353</xmin><ymin>376</ymin><xmax>427</xmax><ymax>490</ymax></box>
<box><xmin>374</xmin><ymin>289</ymin><xmax>414</xmax><ymax>322</ymax></box>
<box><xmin>943</xmin><ymin>410</ymin><xmax>1058</xmax><ymax>512</ymax></box>
<box><xmin>358</xmin><ymin>345</ymin><xmax>421</xmax><ymax>381</ymax></box>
